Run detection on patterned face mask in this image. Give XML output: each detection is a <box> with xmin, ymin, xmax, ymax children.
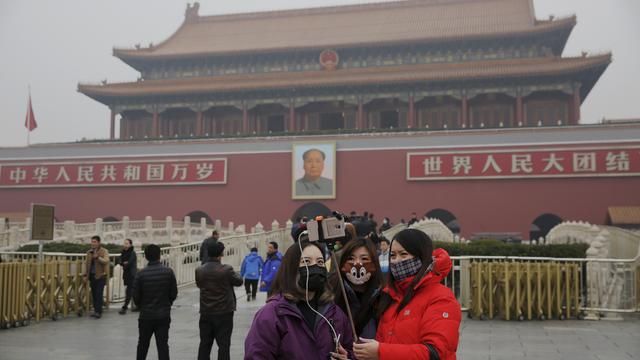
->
<box><xmin>341</xmin><ymin>262</ymin><xmax>376</xmax><ymax>285</ymax></box>
<box><xmin>389</xmin><ymin>257</ymin><xmax>423</xmax><ymax>281</ymax></box>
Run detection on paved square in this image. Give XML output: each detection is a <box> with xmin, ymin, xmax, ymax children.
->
<box><xmin>0</xmin><ymin>285</ymin><xmax>638</xmax><ymax>359</ymax></box>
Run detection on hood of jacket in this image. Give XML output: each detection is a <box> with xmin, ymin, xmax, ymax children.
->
<box><xmin>245</xmin><ymin>252</ymin><xmax>261</xmax><ymax>262</ymax></box>
<box><xmin>384</xmin><ymin>248</ymin><xmax>452</xmax><ymax>301</ymax></box>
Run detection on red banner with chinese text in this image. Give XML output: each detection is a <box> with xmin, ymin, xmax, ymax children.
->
<box><xmin>407</xmin><ymin>145</ymin><xmax>640</xmax><ymax>180</ymax></box>
<box><xmin>0</xmin><ymin>157</ymin><xmax>227</xmax><ymax>188</ymax></box>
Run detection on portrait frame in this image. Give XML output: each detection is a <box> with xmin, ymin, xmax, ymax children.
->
<box><xmin>292</xmin><ymin>142</ymin><xmax>336</xmax><ymax>200</ymax></box>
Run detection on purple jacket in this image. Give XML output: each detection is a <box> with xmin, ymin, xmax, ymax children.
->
<box><xmin>244</xmin><ymin>294</ymin><xmax>354</xmax><ymax>359</ymax></box>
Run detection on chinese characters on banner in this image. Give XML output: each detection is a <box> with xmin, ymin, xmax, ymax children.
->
<box><xmin>0</xmin><ymin>157</ymin><xmax>227</xmax><ymax>188</ymax></box>
<box><xmin>407</xmin><ymin>146</ymin><xmax>640</xmax><ymax>181</ymax></box>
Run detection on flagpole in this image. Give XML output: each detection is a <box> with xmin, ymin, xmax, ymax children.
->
<box><xmin>27</xmin><ymin>85</ymin><xmax>31</xmax><ymax>147</ymax></box>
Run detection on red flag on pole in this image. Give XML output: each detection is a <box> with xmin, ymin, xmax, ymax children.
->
<box><xmin>25</xmin><ymin>94</ymin><xmax>38</xmax><ymax>132</ymax></box>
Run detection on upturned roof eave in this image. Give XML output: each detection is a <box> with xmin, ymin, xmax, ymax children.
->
<box><xmin>79</xmin><ymin>53</ymin><xmax>610</xmax><ymax>106</ymax></box>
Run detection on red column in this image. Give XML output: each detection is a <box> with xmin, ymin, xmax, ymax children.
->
<box><xmin>256</xmin><ymin>115</ymin><xmax>262</xmax><ymax>133</ymax></box>
<box><xmin>109</xmin><ymin>109</ymin><xmax>116</xmax><ymax>140</ymax></box>
<box><xmin>152</xmin><ymin>110</ymin><xmax>159</xmax><ymax>138</ymax></box>
<box><xmin>408</xmin><ymin>94</ymin><xmax>415</xmax><ymax>129</ymax></box>
<box><xmin>120</xmin><ymin>116</ymin><xmax>126</xmax><ymax>139</ymax></box>
<box><xmin>357</xmin><ymin>99</ymin><xmax>364</xmax><ymax>130</ymax></box>
<box><xmin>572</xmin><ymin>84</ymin><xmax>581</xmax><ymax>125</ymax></box>
<box><xmin>304</xmin><ymin>113</ymin><xmax>309</xmax><ymax>130</ymax></box>
<box><xmin>242</xmin><ymin>103</ymin><xmax>249</xmax><ymax>133</ymax></box>
<box><xmin>516</xmin><ymin>95</ymin><xmax>523</xmax><ymax>126</ymax></box>
<box><xmin>461</xmin><ymin>95</ymin><xmax>468</xmax><ymax>128</ymax></box>
<box><xmin>289</xmin><ymin>100</ymin><xmax>296</xmax><ymax>132</ymax></box>
<box><xmin>196</xmin><ymin>111</ymin><xmax>203</xmax><ymax>136</ymax></box>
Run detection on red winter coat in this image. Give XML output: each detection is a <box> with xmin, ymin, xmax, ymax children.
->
<box><xmin>375</xmin><ymin>248</ymin><xmax>461</xmax><ymax>360</ymax></box>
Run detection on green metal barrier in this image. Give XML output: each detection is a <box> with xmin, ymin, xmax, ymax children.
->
<box><xmin>469</xmin><ymin>260</ymin><xmax>582</xmax><ymax>321</ymax></box>
<box><xmin>0</xmin><ymin>260</ymin><xmax>110</xmax><ymax>329</ymax></box>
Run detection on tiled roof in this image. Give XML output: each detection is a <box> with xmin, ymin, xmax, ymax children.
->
<box><xmin>608</xmin><ymin>207</ymin><xmax>640</xmax><ymax>225</ymax></box>
<box><xmin>79</xmin><ymin>54</ymin><xmax>611</xmax><ymax>98</ymax></box>
<box><xmin>113</xmin><ymin>0</ymin><xmax>573</xmax><ymax>59</ymax></box>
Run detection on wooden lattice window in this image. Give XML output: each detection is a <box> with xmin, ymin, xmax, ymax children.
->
<box><xmin>525</xmin><ymin>100</ymin><xmax>569</xmax><ymax>126</ymax></box>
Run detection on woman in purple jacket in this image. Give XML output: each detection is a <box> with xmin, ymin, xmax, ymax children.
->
<box><xmin>244</xmin><ymin>240</ymin><xmax>354</xmax><ymax>360</ymax></box>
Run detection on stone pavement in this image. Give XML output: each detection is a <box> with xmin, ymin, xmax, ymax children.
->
<box><xmin>0</xmin><ymin>285</ymin><xmax>638</xmax><ymax>360</ymax></box>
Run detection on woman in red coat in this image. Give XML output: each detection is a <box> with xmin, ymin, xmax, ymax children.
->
<box><xmin>353</xmin><ymin>229</ymin><xmax>461</xmax><ymax>360</ymax></box>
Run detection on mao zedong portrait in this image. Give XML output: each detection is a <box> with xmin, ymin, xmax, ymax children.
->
<box><xmin>295</xmin><ymin>148</ymin><xmax>333</xmax><ymax>196</ymax></box>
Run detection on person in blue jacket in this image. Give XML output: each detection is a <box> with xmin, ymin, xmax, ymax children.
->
<box><xmin>260</xmin><ymin>241</ymin><xmax>283</xmax><ymax>294</ymax></box>
<box><xmin>240</xmin><ymin>247</ymin><xmax>264</xmax><ymax>301</ymax></box>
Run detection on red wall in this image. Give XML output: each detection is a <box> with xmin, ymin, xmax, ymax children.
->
<box><xmin>1</xmin><ymin>148</ymin><xmax>639</xmax><ymax>240</ymax></box>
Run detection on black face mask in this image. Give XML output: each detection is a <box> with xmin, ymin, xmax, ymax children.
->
<box><xmin>298</xmin><ymin>265</ymin><xmax>327</xmax><ymax>293</ymax></box>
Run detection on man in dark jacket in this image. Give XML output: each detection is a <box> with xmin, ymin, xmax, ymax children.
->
<box><xmin>200</xmin><ymin>230</ymin><xmax>219</xmax><ymax>264</ymax></box>
<box><xmin>133</xmin><ymin>244</ymin><xmax>178</xmax><ymax>360</ymax></box>
<box><xmin>119</xmin><ymin>238</ymin><xmax>138</xmax><ymax>314</ymax></box>
<box><xmin>196</xmin><ymin>241</ymin><xmax>243</xmax><ymax>360</ymax></box>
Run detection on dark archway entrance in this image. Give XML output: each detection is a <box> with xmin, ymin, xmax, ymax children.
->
<box><xmin>291</xmin><ymin>202</ymin><xmax>332</xmax><ymax>222</ymax></box>
<box><xmin>102</xmin><ymin>216</ymin><xmax>119</xmax><ymax>222</ymax></box>
<box><xmin>529</xmin><ymin>213</ymin><xmax>563</xmax><ymax>242</ymax></box>
<box><xmin>425</xmin><ymin>208</ymin><xmax>460</xmax><ymax>234</ymax></box>
<box><xmin>186</xmin><ymin>210</ymin><xmax>213</xmax><ymax>225</ymax></box>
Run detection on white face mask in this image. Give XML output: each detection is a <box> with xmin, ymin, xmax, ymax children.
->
<box><xmin>341</xmin><ymin>262</ymin><xmax>375</xmax><ymax>285</ymax></box>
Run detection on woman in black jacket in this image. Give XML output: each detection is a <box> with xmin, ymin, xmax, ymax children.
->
<box><xmin>119</xmin><ymin>238</ymin><xmax>137</xmax><ymax>314</ymax></box>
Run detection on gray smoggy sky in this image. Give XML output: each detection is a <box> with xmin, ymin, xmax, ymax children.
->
<box><xmin>1</xmin><ymin>0</ymin><xmax>638</xmax><ymax>147</ymax></box>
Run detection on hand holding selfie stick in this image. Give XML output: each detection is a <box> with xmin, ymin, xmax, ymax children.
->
<box><xmin>306</xmin><ymin>213</ymin><xmax>358</xmax><ymax>344</ymax></box>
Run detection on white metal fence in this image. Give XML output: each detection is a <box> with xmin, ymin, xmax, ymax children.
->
<box><xmin>0</xmin><ymin>227</ymin><xmax>294</xmax><ymax>303</ymax></box>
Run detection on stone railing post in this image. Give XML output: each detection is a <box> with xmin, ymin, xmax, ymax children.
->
<box><xmin>255</xmin><ymin>222</ymin><xmax>267</xmax><ymax>258</ymax></box>
<box><xmin>0</xmin><ymin>217</ymin><xmax>5</xmax><ymax>231</ymax></box>
<box><xmin>9</xmin><ymin>227</ymin><xmax>18</xmax><ymax>249</ymax></box>
<box><xmin>228</xmin><ymin>222</ymin><xmax>235</xmax><ymax>234</ymax></box>
<box><xmin>122</xmin><ymin>216</ymin><xmax>130</xmax><ymax>239</ymax></box>
<box><xmin>25</xmin><ymin>217</ymin><xmax>32</xmax><ymax>242</ymax></box>
<box><xmin>166</xmin><ymin>216</ymin><xmax>176</xmax><ymax>245</ymax></box>
<box><xmin>271</xmin><ymin>220</ymin><xmax>280</xmax><ymax>231</ymax></box>
<box><xmin>285</xmin><ymin>219</ymin><xmax>293</xmax><ymax>246</ymax></box>
<box><xmin>184</xmin><ymin>216</ymin><xmax>191</xmax><ymax>244</ymax></box>
<box><xmin>64</xmin><ymin>220</ymin><xmax>75</xmax><ymax>243</ymax></box>
<box><xmin>215</xmin><ymin>219</ymin><xmax>222</xmax><ymax>231</ymax></box>
<box><xmin>145</xmin><ymin>216</ymin><xmax>153</xmax><ymax>243</ymax></box>
<box><xmin>459</xmin><ymin>259</ymin><xmax>471</xmax><ymax>309</ymax></box>
<box><xmin>200</xmin><ymin>217</ymin><xmax>207</xmax><ymax>236</ymax></box>
<box><xmin>584</xmin><ymin>246</ymin><xmax>601</xmax><ymax>320</ymax></box>
<box><xmin>95</xmin><ymin>218</ymin><xmax>103</xmax><ymax>239</ymax></box>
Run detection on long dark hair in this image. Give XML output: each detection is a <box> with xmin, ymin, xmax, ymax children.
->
<box><xmin>378</xmin><ymin>229</ymin><xmax>433</xmax><ymax>316</ymax></box>
<box><xmin>269</xmin><ymin>241</ymin><xmax>334</xmax><ymax>304</ymax></box>
<box><xmin>332</xmin><ymin>237</ymin><xmax>382</xmax><ymax>336</ymax></box>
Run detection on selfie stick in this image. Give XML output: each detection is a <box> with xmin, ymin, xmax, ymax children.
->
<box><xmin>330</xmin><ymin>250</ymin><xmax>358</xmax><ymax>343</ymax></box>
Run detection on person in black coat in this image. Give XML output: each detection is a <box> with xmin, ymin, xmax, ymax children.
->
<box><xmin>196</xmin><ymin>241</ymin><xmax>243</xmax><ymax>360</ymax></box>
<box><xmin>119</xmin><ymin>238</ymin><xmax>137</xmax><ymax>314</ymax></box>
<box><xmin>133</xmin><ymin>244</ymin><xmax>178</xmax><ymax>360</ymax></box>
<box><xmin>200</xmin><ymin>230</ymin><xmax>219</xmax><ymax>264</ymax></box>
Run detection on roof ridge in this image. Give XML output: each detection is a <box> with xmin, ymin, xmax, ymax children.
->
<box><xmin>194</xmin><ymin>0</ymin><xmax>475</xmax><ymax>23</ymax></box>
